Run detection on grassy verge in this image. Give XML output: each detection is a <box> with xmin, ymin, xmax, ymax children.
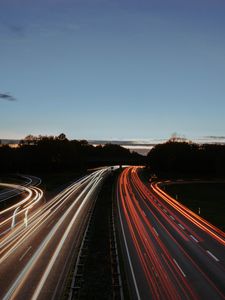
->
<box><xmin>164</xmin><ymin>183</ymin><xmax>225</xmax><ymax>231</ymax></box>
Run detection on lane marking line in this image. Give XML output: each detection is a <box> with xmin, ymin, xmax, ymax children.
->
<box><xmin>153</xmin><ymin>227</ymin><xmax>159</xmax><ymax>236</ymax></box>
<box><xmin>178</xmin><ymin>223</ymin><xmax>185</xmax><ymax>230</ymax></box>
<box><xmin>117</xmin><ymin>187</ymin><xmax>141</xmax><ymax>300</ymax></box>
<box><xmin>142</xmin><ymin>210</ymin><xmax>146</xmax><ymax>217</ymax></box>
<box><xmin>0</xmin><ymin>228</ymin><xmax>11</xmax><ymax>237</ymax></box>
<box><xmin>190</xmin><ymin>235</ymin><xmax>199</xmax><ymax>243</ymax></box>
<box><xmin>206</xmin><ymin>250</ymin><xmax>220</xmax><ymax>262</ymax></box>
<box><xmin>173</xmin><ymin>258</ymin><xmax>186</xmax><ymax>277</ymax></box>
<box><xmin>2</xmin><ymin>172</ymin><xmax>105</xmax><ymax>300</ymax></box>
<box><xmin>170</xmin><ymin>215</ymin><xmax>175</xmax><ymax>220</ymax></box>
<box><xmin>19</xmin><ymin>246</ymin><xmax>32</xmax><ymax>262</ymax></box>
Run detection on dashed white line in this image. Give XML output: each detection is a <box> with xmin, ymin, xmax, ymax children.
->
<box><xmin>153</xmin><ymin>227</ymin><xmax>159</xmax><ymax>236</ymax></box>
<box><xmin>190</xmin><ymin>235</ymin><xmax>199</xmax><ymax>243</ymax></box>
<box><xmin>19</xmin><ymin>246</ymin><xmax>32</xmax><ymax>262</ymax></box>
<box><xmin>178</xmin><ymin>223</ymin><xmax>185</xmax><ymax>230</ymax></box>
<box><xmin>142</xmin><ymin>210</ymin><xmax>146</xmax><ymax>217</ymax></box>
<box><xmin>206</xmin><ymin>250</ymin><xmax>220</xmax><ymax>262</ymax></box>
<box><xmin>173</xmin><ymin>259</ymin><xmax>186</xmax><ymax>277</ymax></box>
<box><xmin>170</xmin><ymin>215</ymin><xmax>175</xmax><ymax>220</ymax></box>
<box><xmin>163</xmin><ymin>209</ymin><xmax>167</xmax><ymax>213</ymax></box>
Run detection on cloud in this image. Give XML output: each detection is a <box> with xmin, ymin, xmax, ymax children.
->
<box><xmin>0</xmin><ymin>22</ymin><xmax>26</xmax><ymax>40</ymax></box>
<box><xmin>0</xmin><ymin>93</ymin><xmax>16</xmax><ymax>101</ymax></box>
<box><xmin>205</xmin><ymin>136</ymin><xmax>225</xmax><ymax>140</ymax></box>
<box><xmin>8</xmin><ymin>25</ymin><xmax>25</xmax><ymax>37</ymax></box>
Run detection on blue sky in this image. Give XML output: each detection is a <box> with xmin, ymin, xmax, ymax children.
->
<box><xmin>0</xmin><ymin>0</ymin><xmax>225</xmax><ymax>140</ymax></box>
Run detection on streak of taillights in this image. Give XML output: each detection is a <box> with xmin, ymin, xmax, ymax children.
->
<box><xmin>118</xmin><ymin>167</ymin><xmax>197</xmax><ymax>300</ymax></box>
<box><xmin>119</xmin><ymin>167</ymin><xmax>225</xmax><ymax>299</ymax></box>
<box><xmin>152</xmin><ymin>182</ymin><xmax>225</xmax><ymax>246</ymax></box>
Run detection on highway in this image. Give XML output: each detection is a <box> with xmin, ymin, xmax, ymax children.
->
<box><xmin>117</xmin><ymin>166</ymin><xmax>225</xmax><ymax>300</ymax></box>
<box><xmin>0</xmin><ymin>175</ymin><xmax>43</xmax><ymax>238</ymax></box>
<box><xmin>0</xmin><ymin>175</ymin><xmax>41</xmax><ymax>202</ymax></box>
<box><xmin>0</xmin><ymin>168</ymin><xmax>111</xmax><ymax>300</ymax></box>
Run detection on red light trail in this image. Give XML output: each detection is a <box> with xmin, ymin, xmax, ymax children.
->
<box><xmin>117</xmin><ymin>166</ymin><xmax>225</xmax><ymax>300</ymax></box>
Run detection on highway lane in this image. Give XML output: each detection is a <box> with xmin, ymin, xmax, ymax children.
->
<box><xmin>0</xmin><ymin>184</ymin><xmax>44</xmax><ymax>238</ymax></box>
<box><xmin>151</xmin><ymin>181</ymin><xmax>225</xmax><ymax>250</ymax></box>
<box><xmin>0</xmin><ymin>167</ymin><xmax>111</xmax><ymax>300</ymax></box>
<box><xmin>0</xmin><ymin>174</ymin><xmax>42</xmax><ymax>235</ymax></box>
<box><xmin>117</xmin><ymin>166</ymin><xmax>225</xmax><ymax>300</ymax></box>
<box><xmin>0</xmin><ymin>175</ymin><xmax>41</xmax><ymax>202</ymax></box>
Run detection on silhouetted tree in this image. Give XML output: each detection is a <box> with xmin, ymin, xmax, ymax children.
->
<box><xmin>57</xmin><ymin>133</ymin><xmax>67</xmax><ymax>141</ymax></box>
<box><xmin>0</xmin><ymin>134</ymin><xmax>144</xmax><ymax>173</ymax></box>
<box><xmin>147</xmin><ymin>141</ymin><xmax>225</xmax><ymax>177</ymax></box>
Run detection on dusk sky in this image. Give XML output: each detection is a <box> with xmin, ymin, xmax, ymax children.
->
<box><xmin>1</xmin><ymin>0</ymin><xmax>225</xmax><ymax>141</ymax></box>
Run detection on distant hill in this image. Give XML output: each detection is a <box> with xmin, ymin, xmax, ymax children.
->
<box><xmin>0</xmin><ymin>139</ymin><xmax>20</xmax><ymax>144</ymax></box>
<box><xmin>89</xmin><ymin>140</ymin><xmax>156</xmax><ymax>155</ymax></box>
<box><xmin>0</xmin><ymin>138</ymin><xmax>157</xmax><ymax>155</ymax></box>
<box><xmin>1</xmin><ymin>137</ymin><xmax>225</xmax><ymax>156</ymax></box>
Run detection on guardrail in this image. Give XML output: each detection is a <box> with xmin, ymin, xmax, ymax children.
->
<box><xmin>110</xmin><ymin>203</ymin><xmax>124</xmax><ymax>300</ymax></box>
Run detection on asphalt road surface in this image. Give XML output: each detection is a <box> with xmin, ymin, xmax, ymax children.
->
<box><xmin>0</xmin><ymin>175</ymin><xmax>41</xmax><ymax>202</ymax></box>
<box><xmin>0</xmin><ymin>168</ymin><xmax>111</xmax><ymax>300</ymax></box>
<box><xmin>117</xmin><ymin>166</ymin><xmax>225</xmax><ymax>300</ymax></box>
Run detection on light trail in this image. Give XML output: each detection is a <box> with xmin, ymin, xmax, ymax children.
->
<box><xmin>0</xmin><ymin>170</ymin><xmax>103</xmax><ymax>259</ymax></box>
<box><xmin>11</xmin><ymin>207</ymin><xmax>20</xmax><ymax>229</ymax></box>
<box><xmin>117</xmin><ymin>166</ymin><xmax>225</xmax><ymax>299</ymax></box>
<box><xmin>0</xmin><ymin>167</ymin><xmax>111</xmax><ymax>300</ymax></box>
<box><xmin>31</xmin><ymin>177</ymin><xmax>103</xmax><ymax>300</ymax></box>
<box><xmin>0</xmin><ymin>184</ymin><xmax>33</xmax><ymax>215</ymax></box>
<box><xmin>0</xmin><ymin>185</ymin><xmax>44</xmax><ymax>236</ymax></box>
<box><xmin>118</xmin><ymin>168</ymin><xmax>192</xmax><ymax>299</ymax></box>
<box><xmin>152</xmin><ymin>182</ymin><xmax>225</xmax><ymax>246</ymax></box>
<box><xmin>0</xmin><ymin>175</ymin><xmax>41</xmax><ymax>202</ymax></box>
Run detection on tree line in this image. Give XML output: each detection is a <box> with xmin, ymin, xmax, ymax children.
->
<box><xmin>147</xmin><ymin>140</ymin><xmax>225</xmax><ymax>178</ymax></box>
<box><xmin>0</xmin><ymin>134</ymin><xmax>144</xmax><ymax>173</ymax></box>
<box><xmin>2</xmin><ymin>134</ymin><xmax>225</xmax><ymax>177</ymax></box>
